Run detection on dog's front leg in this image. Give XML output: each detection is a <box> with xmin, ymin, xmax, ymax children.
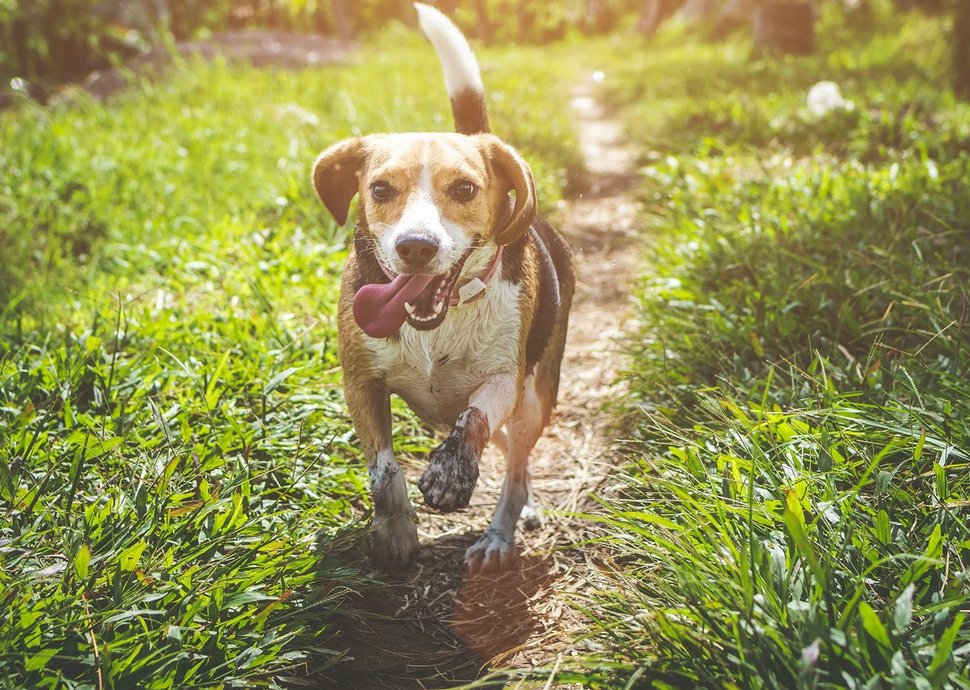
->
<box><xmin>346</xmin><ymin>380</ymin><xmax>418</xmax><ymax>572</ymax></box>
<box><xmin>418</xmin><ymin>373</ymin><xmax>517</xmax><ymax>513</ymax></box>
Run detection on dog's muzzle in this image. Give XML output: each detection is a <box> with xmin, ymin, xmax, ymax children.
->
<box><xmin>352</xmin><ymin>246</ymin><xmax>503</xmax><ymax>338</ymax></box>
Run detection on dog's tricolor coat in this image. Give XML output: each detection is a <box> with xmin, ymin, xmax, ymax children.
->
<box><xmin>312</xmin><ymin>3</ymin><xmax>574</xmax><ymax>572</ymax></box>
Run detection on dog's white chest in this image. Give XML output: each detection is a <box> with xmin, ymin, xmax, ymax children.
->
<box><xmin>366</xmin><ymin>281</ymin><xmax>521</xmax><ymax>429</ymax></box>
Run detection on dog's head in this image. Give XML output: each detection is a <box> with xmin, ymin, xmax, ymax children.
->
<box><xmin>312</xmin><ymin>132</ymin><xmax>536</xmax><ymax>333</ymax></box>
<box><xmin>313</xmin><ymin>133</ymin><xmax>536</xmax><ymax>265</ymax></box>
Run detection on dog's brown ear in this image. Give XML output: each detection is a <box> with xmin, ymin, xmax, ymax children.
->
<box><xmin>312</xmin><ymin>137</ymin><xmax>371</xmax><ymax>225</ymax></box>
<box><xmin>484</xmin><ymin>137</ymin><xmax>537</xmax><ymax>246</ymax></box>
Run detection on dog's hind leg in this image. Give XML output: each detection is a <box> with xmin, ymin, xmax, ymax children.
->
<box><xmin>464</xmin><ymin>373</ymin><xmax>550</xmax><ymax>572</ymax></box>
<box><xmin>520</xmin><ymin>472</ymin><xmax>542</xmax><ymax>530</ymax></box>
<box><xmin>491</xmin><ymin>426</ymin><xmax>509</xmax><ymax>457</ymax></box>
<box><xmin>491</xmin><ymin>425</ymin><xmax>541</xmax><ymax>531</ymax></box>
<box><xmin>346</xmin><ymin>380</ymin><xmax>418</xmax><ymax>573</ymax></box>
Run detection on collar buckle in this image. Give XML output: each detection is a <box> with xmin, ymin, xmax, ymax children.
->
<box><xmin>456</xmin><ymin>277</ymin><xmax>487</xmax><ymax>305</ymax></box>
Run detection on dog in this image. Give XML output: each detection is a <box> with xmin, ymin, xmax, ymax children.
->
<box><xmin>311</xmin><ymin>3</ymin><xmax>573</xmax><ymax>573</ymax></box>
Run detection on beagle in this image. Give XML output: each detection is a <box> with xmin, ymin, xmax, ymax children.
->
<box><xmin>311</xmin><ymin>3</ymin><xmax>574</xmax><ymax>573</ymax></box>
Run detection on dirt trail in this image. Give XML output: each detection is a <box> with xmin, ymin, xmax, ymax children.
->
<box><xmin>330</xmin><ymin>78</ymin><xmax>641</xmax><ymax>688</ymax></box>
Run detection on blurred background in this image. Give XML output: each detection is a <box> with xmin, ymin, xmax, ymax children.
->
<box><xmin>2</xmin><ymin>0</ymin><xmax>969</xmax><ymax>95</ymax></box>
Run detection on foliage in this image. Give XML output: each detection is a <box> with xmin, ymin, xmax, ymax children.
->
<box><xmin>0</xmin><ymin>31</ymin><xmax>582</xmax><ymax>687</ymax></box>
<box><xmin>557</xmin><ymin>11</ymin><xmax>970</xmax><ymax>690</ymax></box>
<box><xmin>0</xmin><ymin>0</ymin><xmax>144</xmax><ymax>84</ymax></box>
<box><xmin>0</xmin><ymin>0</ymin><xmax>342</xmax><ymax>84</ymax></box>
<box><xmin>0</xmin><ymin>0</ymin><xmax>640</xmax><ymax>86</ymax></box>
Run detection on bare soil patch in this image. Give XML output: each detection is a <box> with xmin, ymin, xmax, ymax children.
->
<box><xmin>330</xmin><ymin>79</ymin><xmax>642</xmax><ymax>687</ymax></box>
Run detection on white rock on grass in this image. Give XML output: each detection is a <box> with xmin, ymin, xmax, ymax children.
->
<box><xmin>806</xmin><ymin>80</ymin><xmax>854</xmax><ymax>117</ymax></box>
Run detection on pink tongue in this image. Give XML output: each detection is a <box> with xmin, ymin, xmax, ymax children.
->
<box><xmin>352</xmin><ymin>274</ymin><xmax>435</xmax><ymax>338</ymax></box>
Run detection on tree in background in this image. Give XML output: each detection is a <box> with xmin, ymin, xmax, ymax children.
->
<box><xmin>2</xmin><ymin>0</ymin><xmax>969</xmax><ymax>96</ymax></box>
<box><xmin>636</xmin><ymin>0</ymin><xmax>682</xmax><ymax>36</ymax></box>
<box><xmin>956</xmin><ymin>0</ymin><xmax>970</xmax><ymax>99</ymax></box>
<box><xmin>751</xmin><ymin>0</ymin><xmax>815</xmax><ymax>55</ymax></box>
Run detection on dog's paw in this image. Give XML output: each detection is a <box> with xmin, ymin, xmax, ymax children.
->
<box><xmin>419</xmin><ymin>432</ymin><xmax>480</xmax><ymax>512</ymax></box>
<box><xmin>371</xmin><ymin>513</ymin><xmax>419</xmax><ymax>573</ymax></box>
<box><xmin>418</xmin><ymin>408</ymin><xmax>487</xmax><ymax>513</ymax></box>
<box><xmin>464</xmin><ymin>529</ymin><xmax>517</xmax><ymax>573</ymax></box>
<box><xmin>520</xmin><ymin>503</ymin><xmax>542</xmax><ymax>531</ymax></box>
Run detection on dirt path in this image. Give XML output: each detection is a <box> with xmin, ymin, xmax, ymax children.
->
<box><xmin>330</xmin><ymin>78</ymin><xmax>641</xmax><ymax>688</ymax></box>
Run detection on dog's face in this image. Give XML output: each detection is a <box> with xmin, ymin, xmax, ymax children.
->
<box><xmin>313</xmin><ymin>133</ymin><xmax>535</xmax><ymax>268</ymax></box>
<box><xmin>313</xmin><ymin>132</ymin><xmax>537</xmax><ymax>332</ymax></box>
<box><xmin>360</xmin><ymin>134</ymin><xmax>488</xmax><ymax>276</ymax></box>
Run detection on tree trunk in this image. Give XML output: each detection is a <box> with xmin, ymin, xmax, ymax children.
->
<box><xmin>473</xmin><ymin>0</ymin><xmax>491</xmax><ymax>40</ymax></box>
<box><xmin>956</xmin><ymin>0</ymin><xmax>970</xmax><ymax>99</ymax></box>
<box><xmin>332</xmin><ymin>0</ymin><xmax>352</xmax><ymax>40</ymax></box>
<box><xmin>752</xmin><ymin>1</ymin><xmax>815</xmax><ymax>55</ymax></box>
<box><xmin>710</xmin><ymin>0</ymin><xmax>756</xmax><ymax>38</ymax></box>
<box><xmin>637</xmin><ymin>0</ymin><xmax>676</xmax><ymax>36</ymax></box>
<box><xmin>679</xmin><ymin>0</ymin><xmax>718</xmax><ymax>23</ymax></box>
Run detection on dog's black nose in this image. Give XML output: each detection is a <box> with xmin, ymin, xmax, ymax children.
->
<box><xmin>395</xmin><ymin>235</ymin><xmax>439</xmax><ymax>268</ymax></box>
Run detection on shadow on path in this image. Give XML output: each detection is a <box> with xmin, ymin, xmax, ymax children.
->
<box><xmin>325</xmin><ymin>537</ymin><xmax>557</xmax><ymax>688</ymax></box>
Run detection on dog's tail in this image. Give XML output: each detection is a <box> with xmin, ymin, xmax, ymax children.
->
<box><xmin>414</xmin><ymin>3</ymin><xmax>490</xmax><ymax>135</ymax></box>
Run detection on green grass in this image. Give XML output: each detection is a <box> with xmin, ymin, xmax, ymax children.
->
<box><xmin>0</xmin><ymin>27</ymin><xmax>583</xmax><ymax>688</ymax></box>
<box><xmin>4</xmin><ymin>9</ymin><xmax>969</xmax><ymax>689</ymax></box>
<box><xmin>554</xmin><ymin>9</ymin><xmax>970</xmax><ymax>690</ymax></box>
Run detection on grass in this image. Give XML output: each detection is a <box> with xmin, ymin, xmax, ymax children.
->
<box><xmin>0</xmin><ymin>27</ymin><xmax>583</xmax><ymax>688</ymax></box>
<box><xmin>3</xmin><ymin>7</ymin><xmax>969</xmax><ymax>689</ymax></box>
<box><xmin>556</xmin><ymin>7</ymin><xmax>970</xmax><ymax>689</ymax></box>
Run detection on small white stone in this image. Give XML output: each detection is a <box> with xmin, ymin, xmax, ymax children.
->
<box><xmin>806</xmin><ymin>81</ymin><xmax>853</xmax><ymax>117</ymax></box>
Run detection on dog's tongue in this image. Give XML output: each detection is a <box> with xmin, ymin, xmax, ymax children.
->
<box><xmin>353</xmin><ymin>273</ymin><xmax>435</xmax><ymax>338</ymax></box>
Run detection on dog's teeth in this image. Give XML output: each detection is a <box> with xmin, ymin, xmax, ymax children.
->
<box><xmin>433</xmin><ymin>301</ymin><xmax>443</xmax><ymax>315</ymax></box>
<box><xmin>404</xmin><ymin>302</ymin><xmax>415</xmax><ymax>316</ymax></box>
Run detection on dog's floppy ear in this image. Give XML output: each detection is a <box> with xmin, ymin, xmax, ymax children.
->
<box><xmin>312</xmin><ymin>137</ymin><xmax>371</xmax><ymax>225</ymax></box>
<box><xmin>483</xmin><ymin>136</ymin><xmax>537</xmax><ymax>246</ymax></box>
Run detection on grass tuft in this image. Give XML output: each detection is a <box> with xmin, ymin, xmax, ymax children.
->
<box><xmin>0</xmin><ymin>29</ymin><xmax>584</xmax><ymax>687</ymax></box>
<box><xmin>562</xmin><ymin>11</ymin><xmax>970</xmax><ymax>690</ymax></box>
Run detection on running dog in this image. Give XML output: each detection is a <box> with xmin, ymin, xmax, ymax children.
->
<box><xmin>312</xmin><ymin>3</ymin><xmax>573</xmax><ymax>572</ymax></box>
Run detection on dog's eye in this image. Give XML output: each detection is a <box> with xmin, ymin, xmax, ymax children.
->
<box><xmin>449</xmin><ymin>180</ymin><xmax>478</xmax><ymax>202</ymax></box>
<box><xmin>370</xmin><ymin>181</ymin><xmax>397</xmax><ymax>202</ymax></box>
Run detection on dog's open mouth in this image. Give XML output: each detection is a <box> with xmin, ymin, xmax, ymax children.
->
<box><xmin>403</xmin><ymin>251</ymin><xmax>471</xmax><ymax>331</ymax></box>
<box><xmin>352</xmin><ymin>250</ymin><xmax>472</xmax><ymax>338</ymax></box>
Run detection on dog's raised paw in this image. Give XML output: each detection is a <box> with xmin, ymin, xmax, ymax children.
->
<box><xmin>418</xmin><ymin>432</ymin><xmax>480</xmax><ymax>512</ymax></box>
<box><xmin>464</xmin><ymin>529</ymin><xmax>517</xmax><ymax>573</ymax></box>
<box><xmin>418</xmin><ymin>408</ymin><xmax>486</xmax><ymax>512</ymax></box>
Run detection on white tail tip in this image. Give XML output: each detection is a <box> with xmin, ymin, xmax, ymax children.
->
<box><xmin>414</xmin><ymin>2</ymin><xmax>484</xmax><ymax>98</ymax></box>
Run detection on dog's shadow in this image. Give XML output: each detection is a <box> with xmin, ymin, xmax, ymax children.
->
<box><xmin>449</xmin><ymin>549</ymin><xmax>553</xmax><ymax>663</ymax></box>
<box><xmin>321</xmin><ymin>532</ymin><xmax>554</xmax><ymax>688</ymax></box>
